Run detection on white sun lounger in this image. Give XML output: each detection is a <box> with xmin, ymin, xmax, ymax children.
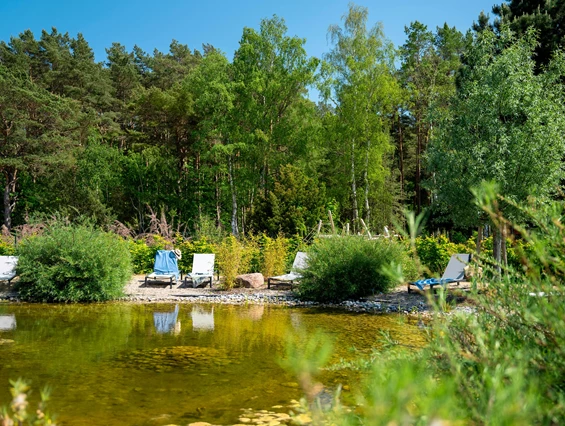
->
<box><xmin>267</xmin><ymin>252</ymin><xmax>308</xmax><ymax>290</ymax></box>
<box><xmin>0</xmin><ymin>256</ymin><xmax>18</xmax><ymax>283</ymax></box>
<box><xmin>185</xmin><ymin>253</ymin><xmax>215</xmax><ymax>288</ymax></box>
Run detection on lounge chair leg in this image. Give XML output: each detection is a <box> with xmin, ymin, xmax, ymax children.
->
<box><xmin>407</xmin><ymin>283</ymin><xmax>411</xmax><ymax>293</ymax></box>
<box><xmin>267</xmin><ymin>278</ymin><xmax>271</xmax><ymax>289</ymax></box>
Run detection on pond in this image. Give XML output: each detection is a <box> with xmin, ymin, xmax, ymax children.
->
<box><xmin>0</xmin><ymin>303</ymin><xmax>426</xmax><ymax>425</ymax></box>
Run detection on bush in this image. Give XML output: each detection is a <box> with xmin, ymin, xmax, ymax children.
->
<box><xmin>128</xmin><ymin>239</ymin><xmax>159</xmax><ymax>274</ymax></box>
<box><xmin>215</xmin><ymin>235</ymin><xmax>246</xmax><ymax>289</ymax></box>
<box><xmin>297</xmin><ymin>236</ymin><xmax>417</xmax><ymax>302</ymax></box>
<box><xmin>415</xmin><ymin>234</ymin><xmax>468</xmax><ymax>276</ymax></box>
<box><xmin>176</xmin><ymin>236</ymin><xmax>216</xmax><ymax>273</ymax></box>
<box><xmin>260</xmin><ymin>234</ymin><xmax>289</xmax><ymax>278</ymax></box>
<box><xmin>0</xmin><ymin>239</ymin><xmax>15</xmax><ymax>255</ymax></box>
<box><xmin>16</xmin><ymin>223</ymin><xmax>132</xmax><ymax>302</ymax></box>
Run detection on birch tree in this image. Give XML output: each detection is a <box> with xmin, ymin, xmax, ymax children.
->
<box><xmin>321</xmin><ymin>3</ymin><xmax>401</xmax><ymax>229</ymax></box>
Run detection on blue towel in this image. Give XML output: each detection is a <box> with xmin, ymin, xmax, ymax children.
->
<box><xmin>411</xmin><ymin>278</ymin><xmax>456</xmax><ymax>291</ymax></box>
<box><xmin>154</xmin><ymin>250</ymin><xmax>180</xmax><ymax>279</ymax></box>
<box><xmin>153</xmin><ymin>305</ymin><xmax>179</xmax><ymax>334</ymax></box>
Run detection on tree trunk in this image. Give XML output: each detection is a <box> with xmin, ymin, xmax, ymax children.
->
<box><xmin>476</xmin><ymin>225</ymin><xmax>483</xmax><ymax>255</ymax></box>
<box><xmin>196</xmin><ymin>151</ymin><xmax>202</xmax><ymax>219</ymax></box>
<box><xmin>350</xmin><ymin>138</ymin><xmax>359</xmax><ymax>228</ymax></box>
<box><xmin>398</xmin><ymin>111</ymin><xmax>404</xmax><ymax>198</ymax></box>
<box><xmin>493</xmin><ymin>226</ymin><xmax>502</xmax><ymax>276</ymax></box>
<box><xmin>363</xmin><ymin>140</ymin><xmax>371</xmax><ymax>224</ymax></box>
<box><xmin>501</xmin><ymin>224</ymin><xmax>507</xmax><ymax>268</ymax></box>
<box><xmin>228</xmin><ymin>157</ymin><xmax>239</xmax><ymax>237</ymax></box>
<box><xmin>415</xmin><ymin>118</ymin><xmax>422</xmax><ymax>214</ymax></box>
<box><xmin>3</xmin><ymin>169</ymin><xmax>17</xmax><ymax>231</ymax></box>
<box><xmin>215</xmin><ymin>172</ymin><xmax>222</xmax><ymax>229</ymax></box>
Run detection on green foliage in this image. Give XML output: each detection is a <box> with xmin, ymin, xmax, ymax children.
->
<box><xmin>0</xmin><ymin>64</ymin><xmax>79</xmax><ymax>229</ymax></box>
<box><xmin>128</xmin><ymin>239</ymin><xmax>160</xmax><ymax>274</ymax></box>
<box><xmin>286</xmin><ymin>192</ymin><xmax>565</xmax><ymax>424</ymax></box>
<box><xmin>16</xmin><ymin>223</ymin><xmax>132</xmax><ymax>302</ymax></box>
<box><xmin>259</xmin><ymin>234</ymin><xmax>289</xmax><ymax>278</ymax></box>
<box><xmin>297</xmin><ymin>237</ymin><xmax>417</xmax><ymax>302</ymax></box>
<box><xmin>492</xmin><ymin>0</ymin><xmax>565</xmax><ymax>68</ymax></box>
<box><xmin>320</xmin><ymin>4</ymin><xmax>401</xmax><ymax>229</ymax></box>
<box><xmin>0</xmin><ymin>239</ymin><xmax>15</xmax><ymax>256</ymax></box>
<box><xmin>250</xmin><ymin>165</ymin><xmax>327</xmax><ymax>237</ymax></box>
<box><xmin>399</xmin><ymin>21</ymin><xmax>465</xmax><ymax>212</ymax></box>
<box><xmin>428</xmin><ymin>28</ymin><xmax>565</xmax><ymax>228</ymax></box>
<box><xmin>176</xmin><ymin>237</ymin><xmax>216</xmax><ymax>273</ymax></box>
<box><xmin>414</xmin><ymin>234</ymin><xmax>468</xmax><ymax>276</ymax></box>
<box><xmin>0</xmin><ymin>379</ymin><xmax>55</xmax><ymax>425</ymax></box>
<box><xmin>421</xmin><ymin>191</ymin><xmax>565</xmax><ymax>424</ymax></box>
<box><xmin>215</xmin><ymin>235</ymin><xmax>246</xmax><ymax>289</ymax></box>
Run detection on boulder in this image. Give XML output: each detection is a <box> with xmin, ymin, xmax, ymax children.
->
<box><xmin>235</xmin><ymin>273</ymin><xmax>264</xmax><ymax>289</ymax></box>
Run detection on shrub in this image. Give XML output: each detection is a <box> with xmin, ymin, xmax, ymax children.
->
<box><xmin>16</xmin><ymin>223</ymin><xmax>132</xmax><ymax>302</ymax></box>
<box><xmin>297</xmin><ymin>236</ymin><xmax>417</xmax><ymax>302</ymax></box>
<box><xmin>176</xmin><ymin>237</ymin><xmax>216</xmax><ymax>273</ymax></box>
<box><xmin>260</xmin><ymin>234</ymin><xmax>289</xmax><ymax>278</ymax></box>
<box><xmin>240</xmin><ymin>235</ymin><xmax>260</xmax><ymax>274</ymax></box>
<box><xmin>128</xmin><ymin>239</ymin><xmax>158</xmax><ymax>274</ymax></box>
<box><xmin>215</xmin><ymin>235</ymin><xmax>246</xmax><ymax>289</ymax></box>
<box><xmin>415</xmin><ymin>234</ymin><xmax>468</xmax><ymax>276</ymax></box>
<box><xmin>0</xmin><ymin>240</ymin><xmax>15</xmax><ymax>255</ymax></box>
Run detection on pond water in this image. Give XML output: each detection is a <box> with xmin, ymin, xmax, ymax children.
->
<box><xmin>0</xmin><ymin>303</ymin><xmax>426</xmax><ymax>425</ymax></box>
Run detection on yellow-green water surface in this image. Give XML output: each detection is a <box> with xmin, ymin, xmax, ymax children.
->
<box><xmin>0</xmin><ymin>303</ymin><xmax>425</xmax><ymax>425</ymax></box>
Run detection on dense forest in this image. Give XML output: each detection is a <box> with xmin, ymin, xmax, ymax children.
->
<box><xmin>0</xmin><ymin>0</ymin><xmax>564</xmax><ymax>242</ymax></box>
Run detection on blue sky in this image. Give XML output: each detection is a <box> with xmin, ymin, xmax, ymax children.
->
<box><xmin>1</xmin><ymin>0</ymin><xmax>497</xmax><ymax>63</ymax></box>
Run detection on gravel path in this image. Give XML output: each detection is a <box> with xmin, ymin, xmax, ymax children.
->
<box><xmin>0</xmin><ymin>275</ymin><xmax>476</xmax><ymax>315</ymax></box>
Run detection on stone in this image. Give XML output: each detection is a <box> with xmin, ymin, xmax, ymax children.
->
<box><xmin>235</xmin><ymin>273</ymin><xmax>265</xmax><ymax>289</ymax></box>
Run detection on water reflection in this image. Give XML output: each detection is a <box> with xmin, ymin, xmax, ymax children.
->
<box><xmin>239</xmin><ymin>305</ymin><xmax>264</xmax><ymax>321</ymax></box>
<box><xmin>0</xmin><ymin>303</ymin><xmax>427</xmax><ymax>426</ymax></box>
<box><xmin>0</xmin><ymin>314</ymin><xmax>16</xmax><ymax>330</ymax></box>
<box><xmin>191</xmin><ymin>305</ymin><xmax>214</xmax><ymax>331</ymax></box>
<box><xmin>153</xmin><ymin>304</ymin><xmax>179</xmax><ymax>334</ymax></box>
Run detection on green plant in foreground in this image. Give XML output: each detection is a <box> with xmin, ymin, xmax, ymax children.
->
<box><xmin>0</xmin><ymin>379</ymin><xmax>55</xmax><ymax>425</ymax></box>
<box><xmin>16</xmin><ymin>222</ymin><xmax>132</xmax><ymax>302</ymax></box>
<box><xmin>284</xmin><ymin>186</ymin><xmax>565</xmax><ymax>424</ymax></box>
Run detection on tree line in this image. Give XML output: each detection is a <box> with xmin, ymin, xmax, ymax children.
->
<box><xmin>0</xmin><ymin>1</ymin><xmax>563</xmax><ymax>245</ymax></box>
